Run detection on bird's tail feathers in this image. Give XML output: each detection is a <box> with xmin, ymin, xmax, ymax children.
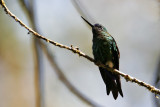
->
<box><xmin>99</xmin><ymin>67</ymin><xmax>123</xmax><ymax>100</ymax></box>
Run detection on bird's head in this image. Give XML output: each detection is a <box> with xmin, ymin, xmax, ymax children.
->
<box><xmin>92</xmin><ymin>24</ymin><xmax>107</xmax><ymax>35</ymax></box>
<box><xmin>81</xmin><ymin>16</ymin><xmax>109</xmax><ymax>37</ymax></box>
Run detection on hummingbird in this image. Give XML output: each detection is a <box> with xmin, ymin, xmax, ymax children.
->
<box><xmin>81</xmin><ymin>16</ymin><xmax>123</xmax><ymax>100</ymax></box>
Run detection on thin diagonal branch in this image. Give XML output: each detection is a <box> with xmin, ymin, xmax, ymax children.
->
<box><xmin>19</xmin><ymin>0</ymin><xmax>45</xmax><ymax>107</ymax></box>
<box><xmin>1</xmin><ymin>0</ymin><xmax>160</xmax><ymax>97</ymax></box>
<box><xmin>40</xmin><ymin>43</ymin><xmax>101</xmax><ymax>107</ymax></box>
<box><xmin>19</xmin><ymin>0</ymin><xmax>100</xmax><ymax>106</ymax></box>
<box><xmin>71</xmin><ymin>0</ymin><xmax>95</xmax><ymax>24</ymax></box>
<box><xmin>33</xmin><ymin>36</ymin><xmax>44</xmax><ymax>107</ymax></box>
<box><xmin>0</xmin><ymin>0</ymin><xmax>93</xmax><ymax>62</ymax></box>
<box><xmin>153</xmin><ymin>56</ymin><xmax>160</xmax><ymax>107</ymax></box>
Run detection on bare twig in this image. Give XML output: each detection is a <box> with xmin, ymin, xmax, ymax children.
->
<box><xmin>71</xmin><ymin>0</ymin><xmax>95</xmax><ymax>24</ymax></box>
<box><xmin>41</xmin><ymin>43</ymin><xmax>101</xmax><ymax>107</ymax></box>
<box><xmin>1</xmin><ymin>0</ymin><xmax>160</xmax><ymax>97</ymax></box>
<box><xmin>19</xmin><ymin>0</ymin><xmax>99</xmax><ymax>106</ymax></box>
<box><xmin>153</xmin><ymin>56</ymin><xmax>160</xmax><ymax>107</ymax></box>
<box><xmin>33</xmin><ymin>38</ymin><xmax>44</xmax><ymax>107</ymax></box>
<box><xmin>19</xmin><ymin>0</ymin><xmax>45</xmax><ymax>107</ymax></box>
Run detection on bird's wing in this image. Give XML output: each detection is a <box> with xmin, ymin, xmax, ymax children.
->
<box><xmin>111</xmin><ymin>37</ymin><xmax>120</xmax><ymax>69</ymax></box>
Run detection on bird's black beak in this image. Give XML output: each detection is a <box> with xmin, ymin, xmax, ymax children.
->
<box><xmin>81</xmin><ymin>16</ymin><xmax>93</xmax><ymax>27</ymax></box>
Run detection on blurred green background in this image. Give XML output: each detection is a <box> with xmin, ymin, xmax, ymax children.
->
<box><xmin>0</xmin><ymin>0</ymin><xmax>160</xmax><ymax>107</ymax></box>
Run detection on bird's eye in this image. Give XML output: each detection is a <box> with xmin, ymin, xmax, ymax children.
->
<box><xmin>94</xmin><ymin>24</ymin><xmax>103</xmax><ymax>30</ymax></box>
<box><xmin>99</xmin><ymin>26</ymin><xmax>103</xmax><ymax>30</ymax></box>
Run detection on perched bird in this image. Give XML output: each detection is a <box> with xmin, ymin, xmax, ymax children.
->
<box><xmin>81</xmin><ymin>16</ymin><xmax>123</xmax><ymax>100</ymax></box>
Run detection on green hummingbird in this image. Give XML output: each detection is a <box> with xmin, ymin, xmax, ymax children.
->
<box><xmin>81</xmin><ymin>16</ymin><xmax>123</xmax><ymax>100</ymax></box>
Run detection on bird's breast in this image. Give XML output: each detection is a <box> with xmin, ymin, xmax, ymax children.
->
<box><xmin>92</xmin><ymin>38</ymin><xmax>114</xmax><ymax>64</ymax></box>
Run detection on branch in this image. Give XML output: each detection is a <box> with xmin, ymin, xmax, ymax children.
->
<box><xmin>153</xmin><ymin>56</ymin><xmax>160</xmax><ymax>107</ymax></box>
<box><xmin>19</xmin><ymin>0</ymin><xmax>45</xmax><ymax>107</ymax></box>
<box><xmin>40</xmin><ymin>43</ymin><xmax>101</xmax><ymax>107</ymax></box>
<box><xmin>19</xmin><ymin>0</ymin><xmax>100</xmax><ymax>106</ymax></box>
<box><xmin>1</xmin><ymin>0</ymin><xmax>160</xmax><ymax>97</ymax></box>
<box><xmin>71</xmin><ymin>0</ymin><xmax>95</xmax><ymax>24</ymax></box>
